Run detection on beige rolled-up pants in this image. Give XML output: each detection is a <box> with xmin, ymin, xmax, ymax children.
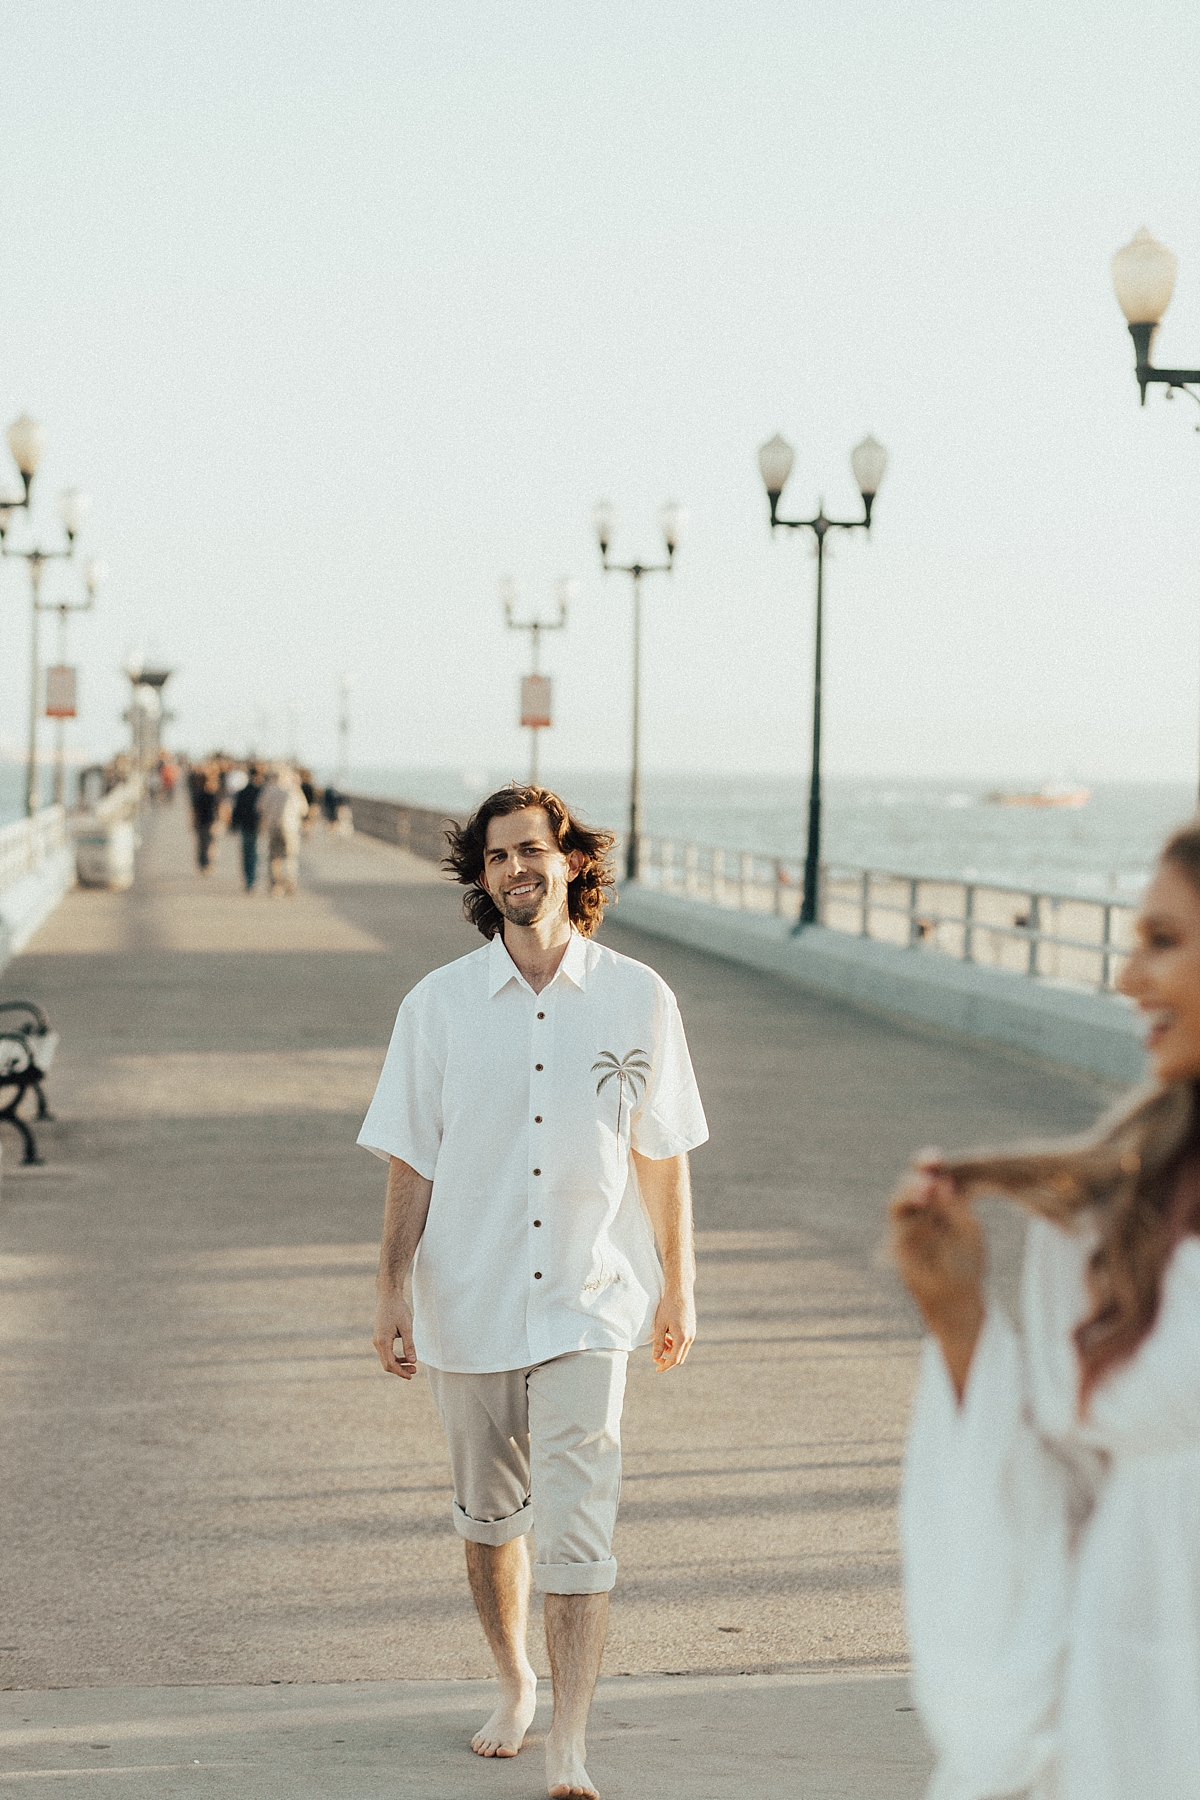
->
<box><xmin>426</xmin><ymin>1348</ymin><xmax>627</xmax><ymax>1595</ymax></box>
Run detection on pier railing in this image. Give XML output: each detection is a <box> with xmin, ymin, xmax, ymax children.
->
<box><xmin>633</xmin><ymin>835</ymin><xmax>1138</xmax><ymax>993</ymax></box>
<box><xmin>0</xmin><ymin>806</ymin><xmax>68</xmax><ymax>897</ymax></box>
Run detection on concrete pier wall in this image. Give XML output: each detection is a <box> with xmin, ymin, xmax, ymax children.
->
<box><xmin>615</xmin><ymin>884</ymin><xmax>1145</xmax><ymax>1085</ymax></box>
<box><xmin>343</xmin><ymin>793</ymin><xmax>462</xmax><ymax>862</ymax></box>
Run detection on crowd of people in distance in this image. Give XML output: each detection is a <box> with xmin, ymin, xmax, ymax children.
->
<box><xmin>182</xmin><ymin>754</ymin><xmax>348</xmax><ymax>897</ymax></box>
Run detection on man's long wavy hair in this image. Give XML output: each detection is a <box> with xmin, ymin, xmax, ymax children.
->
<box><xmin>939</xmin><ymin>822</ymin><xmax>1200</xmax><ymax>1407</ymax></box>
<box><xmin>443</xmin><ymin>784</ymin><xmax>617</xmax><ymax>941</ymax></box>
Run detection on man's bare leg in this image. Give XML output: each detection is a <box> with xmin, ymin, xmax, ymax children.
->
<box><xmin>544</xmin><ymin>1592</ymin><xmax>608</xmax><ymax>1799</ymax></box>
<box><xmin>464</xmin><ymin>1538</ymin><xmax>539</xmax><ymax>1756</ymax></box>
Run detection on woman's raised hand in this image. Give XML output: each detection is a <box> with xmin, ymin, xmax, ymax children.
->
<box><xmin>889</xmin><ymin>1152</ymin><xmax>986</xmax><ymax>1399</ymax></box>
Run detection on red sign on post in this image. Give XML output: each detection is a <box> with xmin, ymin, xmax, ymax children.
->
<box><xmin>45</xmin><ymin>665</ymin><xmax>77</xmax><ymax>719</ymax></box>
<box><xmin>520</xmin><ymin>674</ymin><xmax>551</xmax><ymax>729</ymax></box>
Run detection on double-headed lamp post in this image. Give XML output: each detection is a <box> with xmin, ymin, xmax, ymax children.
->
<box><xmin>594</xmin><ymin>499</ymin><xmax>687</xmax><ymax>881</ymax></box>
<box><xmin>758</xmin><ymin>432</ymin><xmax>887</xmax><ymax>931</ymax></box>
<box><xmin>0</xmin><ymin>415</ymin><xmax>93</xmax><ymax>816</ymax></box>
<box><xmin>501</xmin><ymin>576</ymin><xmax>573</xmax><ymax>784</ymax></box>
<box><xmin>45</xmin><ymin>556</ymin><xmax>106</xmax><ymax>805</ymax></box>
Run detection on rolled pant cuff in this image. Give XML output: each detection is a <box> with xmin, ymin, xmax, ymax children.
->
<box><xmin>451</xmin><ymin>1499</ymin><xmax>533</xmax><ymax>1546</ymax></box>
<box><xmin>533</xmin><ymin>1556</ymin><xmax>617</xmax><ymax>1595</ymax></box>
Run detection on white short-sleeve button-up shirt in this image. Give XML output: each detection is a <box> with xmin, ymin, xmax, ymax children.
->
<box><xmin>358</xmin><ymin>929</ymin><xmax>709</xmax><ymax>1374</ymax></box>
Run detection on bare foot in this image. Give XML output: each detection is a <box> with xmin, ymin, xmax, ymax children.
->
<box><xmin>546</xmin><ymin>1730</ymin><xmax>599</xmax><ymax>1797</ymax></box>
<box><xmin>471</xmin><ymin>1676</ymin><xmax>538</xmax><ymax>1758</ymax></box>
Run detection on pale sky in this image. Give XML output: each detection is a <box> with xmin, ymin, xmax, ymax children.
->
<box><xmin>0</xmin><ymin>0</ymin><xmax>1197</xmax><ymax>783</ymax></box>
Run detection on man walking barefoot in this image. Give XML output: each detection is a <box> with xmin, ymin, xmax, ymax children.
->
<box><xmin>363</xmin><ymin>785</ymin><xmax>707</xmax><ymax>1799</ymax></box>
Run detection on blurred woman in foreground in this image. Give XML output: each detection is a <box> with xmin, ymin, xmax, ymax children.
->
<box><xmin>891</xmin><ymin>822</ymin><xmax>1200</xmax><ymax>1800</ymax></box>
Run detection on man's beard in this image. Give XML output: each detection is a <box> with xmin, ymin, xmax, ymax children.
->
<box><xmin>495</xmin><ymin>878</ymin><xmax>554</xmax><ymax>926</ymax></box>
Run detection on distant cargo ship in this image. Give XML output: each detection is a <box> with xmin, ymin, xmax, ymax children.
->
<box><xmin>985</xmin><ymin>785</ymin><xmax>1091</xmax><ymax>809</ymax></box>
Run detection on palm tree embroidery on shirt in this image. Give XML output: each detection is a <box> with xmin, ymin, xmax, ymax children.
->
<box><xmin>592</xmin><ymin>1049</ymin><xmax>651</xmax><ymax>1138</ymax></box>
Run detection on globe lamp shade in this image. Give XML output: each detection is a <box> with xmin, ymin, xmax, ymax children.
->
<box><xmin>58</xmin><ymin>488</ymin><xmax>92</xmax><ymax>539</ymax></box>
<box><xmin>850</xmin><ymin>435</ymin><xmax>888</xmax><ymax>498</ymax></box>
<box><xmin>593</xmin><ymin>499</ymin><xmax>617</xmax><ymax>555</ymax></box>
<box><xmin>1112</xmin><ymin>228</ymin><xmax>1177</xmax><ymax>326</ymax></box>
<box><xmin>84</xmin><ymin>556</ymin><xmax>108</xmax><ymax>596</ymax></box>
<box><xmin>556</xmin><ymin>576</ymin><xmax>578</xmax><ymax>613</ymax></box>
<box><xmin>659</xmin><ymin>500</ymin><xmax>688</xmax><ymax>554</ymax></box>
<box><xmin>757</xmin><ymin>433</ymin><xmax>794</xmax><ymax>499</ymax></box>
<box><xmin>499</xmin><ymin>576</ymin><xmax>520</xmax><ymax>617</ymax></box>
<box><xmin>7</xmin><ymin>414</ymin><xmax>46</xmax><ymax>483</ymax></box>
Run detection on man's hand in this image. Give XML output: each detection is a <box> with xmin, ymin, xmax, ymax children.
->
<box><xmin>373</xmin><ymin>1289</ymin><xmax>418</xmax><ymax>1379</ymax></box>
<box><xmin>652</xmin><ymin>1282</ymin><xmax>696</xmax><ymax>1371</ymax></box>
<box><xmin>372</xmin><ymin>1158</ymin><xmax>433</xmax><ymax>1383</ymax></box>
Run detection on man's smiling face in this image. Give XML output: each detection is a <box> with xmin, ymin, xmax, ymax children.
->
<box><xmin>479</xmin><ymin>806</ymin><xmax>584</xmax><ymax>931</ymax></box>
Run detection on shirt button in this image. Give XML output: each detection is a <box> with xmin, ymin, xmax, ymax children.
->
<box><xmin>533</xmin><ymin>1168</ymin><xmax>542</xmax><ymax>1176</ymax></box>
<box><xmin>534</xmin><ymin>1115</ymin><xmax>543</xmax><ymax>1123</ymax></box>
<box><xmin>537</xmin><ymin>1011</ymin><xmax>546</xmax><ymax>1020</ymax></box>
<box><xmin>534</xmin><ymin>1270</ymin><xmax>542</xmax><ymax>1279</ymax></box>
<box><xmin>533</xmin><ymin>1219</ymin><xmax>542</xmax><ymax>1227</ymax></box>
<box><xmin>535</xmin><ymin>1063</ymin><xmax>543</xmax><ymax>1072</ymax></box>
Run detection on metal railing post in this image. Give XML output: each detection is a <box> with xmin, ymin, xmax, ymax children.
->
<box><xmin>1026</xmin><ymin>894</ymin><xmax>1041</xmax><ymax>976</ymax></box>
<box><xmin>774</xmin><ymin>858</ymin><xmax>784</xmax><ymax>916</ymax></box>
<box><xmin>963</xmin><ymin>884</ymin><xmax>975</xmax><ymax>963</ymax></box>
<box><xmin>907</xmin><ymin>877</ymin><xmax>920</xmax><ymax>947</ymax></box>
<box><xmin>1101</xmin><ymin>902</ymin><xmax>1113</xmax><ymax>989</ymax></box>
<box><xmin>860</xmin><ymin>868</ymin><xmax>870</xmax><ymax>937</ymax></box>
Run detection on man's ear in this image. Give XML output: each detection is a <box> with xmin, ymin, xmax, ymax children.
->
<box><xmin>566</xmin><ymin>849</ymin><xmax>586</xmax><ymax>880</ymax></box>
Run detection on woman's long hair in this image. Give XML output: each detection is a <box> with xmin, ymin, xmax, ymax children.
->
<box><xmin>940</xmin><ymin>823</ymin><xmax>1200</xmax><ymax>1405</ymax></box>
<box><xmin>442</xmin><ymin>784</ymin><xmax>616</xmax><ymax>940</ymax></box>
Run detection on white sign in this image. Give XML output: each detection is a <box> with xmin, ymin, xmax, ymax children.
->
<box><xmin>520</xmin><ymin>674</ymin><xmax>551</xmax><ymax>729</ymax></box>
<box><xmin>45</xmin><ymin>665</ymin><xmax>77</xmax><ymax>719</ymax></box>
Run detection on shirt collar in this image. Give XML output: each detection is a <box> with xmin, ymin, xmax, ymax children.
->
<box><xmin>487</xmin><ymin>928</ymin><xmax>589</xmax><ymax>998</ymax></box>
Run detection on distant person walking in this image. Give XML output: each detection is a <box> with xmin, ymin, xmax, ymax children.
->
<box><xmin>188</xmin><ymin>761</ymin><xmax>222</xmax><ymax>875</ymax></box>
<box><xmin>230</xmin><ymin>766</ymin><xmax>263</xmax><ymax>892</ymax></box>
<box><xmin>363</xmin><ymin>784</ymin><xmax>708</xmax><ymax>1799</ymax></box>
<box><xmin>890</xmin><ymin>820</ymin><xmax>1200</xmax><ymax>1800</ymax></box>
<box><xmin>260</xmin><ymin>766</ymin><xmax>308</xmax><ymax>896</ymax></box>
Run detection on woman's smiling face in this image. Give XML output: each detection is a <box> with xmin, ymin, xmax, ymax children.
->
<box><xmin>1119</xmin><ymin>858</ymin><xmax>1200</xmax><ymax>1083</ymax></box>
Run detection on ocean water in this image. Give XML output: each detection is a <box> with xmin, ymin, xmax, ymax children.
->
<box><xmin>0</xmin><ymin>762</ymin><xmax>54</xmax><ymax>828</ymax></box>
<box><xmin>336</xmin><ymin>766</ymin><xmax>1196</xmax><ymax>901</ymax></box>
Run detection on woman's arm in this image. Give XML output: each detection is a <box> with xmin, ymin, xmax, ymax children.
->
<box><xmin>890</xmin><ymin>1157</ymin><xmax>986</xmax><ymax>1400</ymax></box>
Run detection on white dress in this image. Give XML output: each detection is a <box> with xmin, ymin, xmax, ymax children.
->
<box><xmin>901</xmin><ymin>1214</ymin><xmax>1200</xmax><ymax>1800</ymax></box>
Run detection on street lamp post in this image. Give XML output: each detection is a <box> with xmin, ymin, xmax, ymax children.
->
<box><xmin>758</xmin><ymin>432</ymin><xmax>887</xmax><ymax>931</ymax></box>
<box><xmin>45</xmin><ymin>557</ymin><xmax>106</xmax><ymax>805</ymax></box>
<box><xmin>336</xmin><ymin>674</ymin><xmax>352</xmax><ymax>785</ymax></box>
<box><xmin>501</xmin><ymin>576</ymin><xmax>573</xmax><ymax>783</ymax></box>
<box><xmin>593</xmin><ymin>500</ymin><xmax>687</xmax><ymax>881</ymax></box>
<box><xmin>1111</xmin><ymin>228</ymin><xmax>1200</xmax><ymax>410</ymax></box>
<box><xmin>1111</xmin><ymin>229</ymin><xmax>1200</xmax><ymax>801</ymax></box>
<box><xmin>0</xmin><ymin>430</ymin><xmax>93</xmax><ymax>816</ymax></box>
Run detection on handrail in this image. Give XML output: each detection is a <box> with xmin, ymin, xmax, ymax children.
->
<box><xmin>0</xmin><ymin>805</ymin><xmax>68</xmax><ymax>897</ymax></box>
<box><xmin>632</xmin><ymin>834</ymin><xmax>1138</xmax><ymax>994</ymax></box>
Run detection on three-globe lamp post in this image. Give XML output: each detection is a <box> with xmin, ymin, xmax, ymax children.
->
<box><xmin>758</xmin><ymin>431</ymin><xmax>887</xmax><ymax>931</ymax></box>
<box><xmin>593</xmin><ymin>499</ymin><xmax>687</xmax><ymax>881</ymax></box>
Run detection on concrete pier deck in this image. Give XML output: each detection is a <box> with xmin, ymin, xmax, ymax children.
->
<box><xmin>0</xmin><ymin>802</ymin><xmax>1115</xmax><ymax>1795</ymax></box>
